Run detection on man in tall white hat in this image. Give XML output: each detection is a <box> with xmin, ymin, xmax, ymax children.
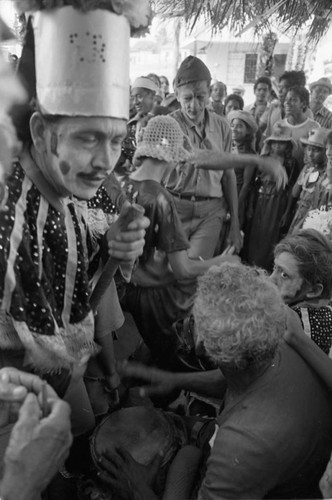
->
<box><xmin>0</xmin><ymin>0</ymin><xmax>151</xmax><ymax>435</ymax></box>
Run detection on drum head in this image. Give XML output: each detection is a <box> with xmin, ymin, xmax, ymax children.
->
<box><xmin>91</xmin><ymin>407</ymin><xmax>177</xmax><ymax>467</ymax></box>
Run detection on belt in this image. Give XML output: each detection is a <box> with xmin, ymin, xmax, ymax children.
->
<box><xmin>169</xmin><ymin>191</ymin><xmax>212</xmax><ymax>202</ymax></box>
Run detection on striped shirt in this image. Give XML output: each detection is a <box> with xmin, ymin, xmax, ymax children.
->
<box><xmin>313</xmin><ymin>105</ymin><xmax>332</xmax><ymax>130</ymax></box>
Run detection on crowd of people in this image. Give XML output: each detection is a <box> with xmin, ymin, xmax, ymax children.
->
<box><xmin>0</xmin><ymin>1</ymin><xmax>331</xmax><ymax>499</ymax></box>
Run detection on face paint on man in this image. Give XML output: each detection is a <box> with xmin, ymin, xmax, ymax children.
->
<box><xmin>59</xmin><ymin>161</ymin><xmax>71</xmax><ymax>175</ymax></box>
<box><xmin>42</xmin><ymin>116</ymin><xmax>127</xmax><ymax>200</ymax></box>
<box><xmin>50</xmin><ymin>131</ymin><xmax>59</xmax><ymax>157</ymax></box>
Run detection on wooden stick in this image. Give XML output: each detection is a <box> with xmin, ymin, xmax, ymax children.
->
<box><xmin>89</xmin><ymin>203</ymin><xmax>145</xmax><ymax>311</ymax></box>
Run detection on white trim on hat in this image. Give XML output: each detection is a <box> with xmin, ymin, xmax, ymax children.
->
<box><xmin>132</xmin><ymin>77</ymin><xmax>159</xmax><ymax>93</ymax></box>
<box><xmin>33</xmin><ymin>7</ymin><xmax>130</xmax><ymax>118</ymax></box>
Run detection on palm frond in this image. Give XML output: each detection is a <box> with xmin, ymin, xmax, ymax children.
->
<box><xmin>154</xmin><ymin>0</ymin><xmax>332</xmax><ymax>42</ymax></box>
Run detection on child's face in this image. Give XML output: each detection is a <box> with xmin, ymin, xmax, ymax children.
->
<box><xmin>306</xmin><ymin>144</ymin><xmax>325</xmax><ymax>166</ymax></box>
<box><xmin>271</xmin><ymin>252</ymin><xmax>305</xmax><ymax>305</ymax></box>
<box><xmin>231</xmin><ymin>118</ymin><xmax>249</xmax><ymax>143</ymax></box>
<box><xmin>270</xmin><ymin>140</ymin><xmax>288</xmax><ymax>156</ymax></box>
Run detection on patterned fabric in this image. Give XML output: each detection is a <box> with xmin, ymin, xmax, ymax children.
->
<box><xmin>87</xmin><ymin>180</ymin><xmax>119</xmax><ymax>278</ymax></box>
<box><xmin>0</xmin><ymin>152</ymin><xmax>98</xmax><ymax>371</ymax></box>
<box><xmin>121</xmin><ymin>112</ymin><xmax>153</xmax><ymax>164</ymax></box>
<box><xmin>289</xmin><ymin>165</ymin><xmax>330</xmax><ymax>233</ymax></box>
<box><xmin>292</xmin><ymin>304</ymin><xmax>332</xmax><ymax>356</ymax></box>
<box><xmin>313</xmin><ymin>106</ymin><xmax>332</xmax><ymax>130</ymax></box>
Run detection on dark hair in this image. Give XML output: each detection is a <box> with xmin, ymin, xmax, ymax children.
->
<box><xmin>279</xmin><ymin>70</ymin><xmax>306</xmax><ymax>87</ymax></box>
<box><xmin>224</xmin><ymin>94</ymin><xmax>244</xmax><ymax>110</ymax></box>
<box><xmin>147</xmin><ymin>73</ymin><xmax>161</xmax><ymax>88</ymax></box>
<box><xmin>254</xmin><ymin>76</ymin><xmax>272</xmax><ymax>91</ymax></box>
<box><xmin>327</xmin><ymin>131</ymin><xmax>332</xmax><ymax>145</ymax></box>
<box><xmin>267</xmin><ymin>139</ymin><xmax>293</xmax><ymax>159</ymax></box>
<box><xmin>287</xmin><ymin>86</ymin><xmax>310</xmax><ymax>108</ymax></box>
<box><xmin>10</xmin><ymin>99</ymin><xmax>64</xmax><ymax>145</ymax></box>
<box><xmin>274</xmin><ymin>229</ymin><xmax>332</xmax><ymax>299</ymax></box>
<box><xmin>160</xmin><ymin>75</ymin><xmax>169</xmax><ymax>86</ymax></box>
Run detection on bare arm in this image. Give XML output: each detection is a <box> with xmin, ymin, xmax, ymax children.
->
<box><xmin>285</xmin><ymin>308</ymin><xmax>332</xmax><ymax>391</ymax></box>
<box><xmin>168</xmin><ymin>248</ymin><xmax>239</xmax><ymax>281</ymax></box>
<box><xmin>191</xmin><ymin>150</ymin><xmax>287</xmax><ymax>190</ymax></box>
<box><xmin>175</xmin><ymin>368</ymin><xmax>227</xmax><ymax>398</ymax></box>
<box><xmin>118</xmin><ymin>361</ymin><xmax>227</xmax><ymax>400</ymax></box>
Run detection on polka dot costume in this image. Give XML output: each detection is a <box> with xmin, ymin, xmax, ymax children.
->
<box><xmin>0</xmin><ymin>159</ymin><xmax>97</xmax><ymax>371</ymax></box>
<box><xmin>293</xmin><ymin>305</ymin><xmax>332</xmax><ymax>356</ymax></box>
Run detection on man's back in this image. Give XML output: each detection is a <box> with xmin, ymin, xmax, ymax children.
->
<box><xmin>199</xmin><ymin>342</ymin><xmax>332</xmax><ymax>499</ymax></box>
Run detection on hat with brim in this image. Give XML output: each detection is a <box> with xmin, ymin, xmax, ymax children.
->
<box><xmin>309</xmin><ymin>77</ymin><xmax>332</xmax><ymax>94</ymax></box>
<box><xmin>228</xmin><ymin>110</ymin><xmax>258</xmax><ymax>135</ymax></box>
<box><xmin>264</xmin><ymin>123</ymin><xmax>297</xmax><ymax>149</ymax></box>
<box><xmin>300</xmin><ymin>127</ymin><xmax>329</xmax><ymax>148</ymax></box>
<box><xmin>133</xmin><ymin>115</ymin><xmax>190</xmax><ymax>165</ymax></box>
<box><xmin>262</xmin><ymin>123</ymin><xmax>298</xmax><ymax>157</ymax></box>
<box><xmin>232</xmin><ymin>86</ymin><xmax>245</xmax><ymax>95</ymax></box>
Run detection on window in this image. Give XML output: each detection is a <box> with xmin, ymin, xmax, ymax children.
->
<box><xmin>244</xmin><ymin>54</ymin><xmax>257</xmax><ymax>84</ymax></box>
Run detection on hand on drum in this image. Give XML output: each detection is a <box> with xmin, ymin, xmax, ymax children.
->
<box><xmin>97</xmin><ymin>446</ymin><xmax>161</xmax><ymax>500</ymax></box>
<box><xmin>116</xmin><ymin>361</ymin><xmax>178</xmax><ymax>398</ymax></box>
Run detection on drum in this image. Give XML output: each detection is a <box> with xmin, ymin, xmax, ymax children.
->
<box><xmin>78</xmin><ymin>407</ymin><xmax>187</xmax><ymax>500</ymax></box>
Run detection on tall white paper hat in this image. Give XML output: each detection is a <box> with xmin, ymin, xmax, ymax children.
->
<box><xmin>15</xmin><ymin>1</ymin><xmax>151</xmax><ymax>120</ymax></box>
<box><xmin>32</xmin><ymin>7</ymin><xmax>129</xmax><ymax>118</ymax></box>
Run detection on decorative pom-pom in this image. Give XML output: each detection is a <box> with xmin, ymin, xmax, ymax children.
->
<box><xmin>15</xmin><ymin>0</ymin><xmax>152</xmax><ymax>35</ymax></box>
<box><xmin>303</xmin><ymin>208</ymin><xmax>332</xmax><ymax>240</ymax></box>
